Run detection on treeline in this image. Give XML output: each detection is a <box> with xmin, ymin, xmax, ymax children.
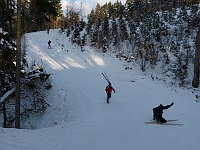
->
<box><xmin>66</xmin><ymin>0</ymin><xmax>200</xmax><ymax>50</ymax></box>
<box><xmin>87</xmin><ymin>0</ymin><xmax>199</xmax><ymax>23</ymax></box>
<box><xmin>1</xmin><ymin>0</ymin><xmax>62</xmax><ymax>35</ymax></box>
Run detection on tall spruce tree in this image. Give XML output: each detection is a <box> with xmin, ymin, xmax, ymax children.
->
<box><xmin>0</xmin><ymin>0</ymin><xmax>16</xmax><ymax>96</ymax></box>
<box><xmin>0</xmin><ymin>0</ymin><xmax>15</xmax><ymax>35</ymax></box>
<box><xmin>0</xmin><ymin>30</ymin><xmax>16</xmax><ymax>96</ymax></box>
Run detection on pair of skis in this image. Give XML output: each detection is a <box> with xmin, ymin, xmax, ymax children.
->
<box><xmin>102</xmin><ymin>72</ymin><xmax>110</xmax><ymax>83</ymax></box>
<box><xmin>145</xmin><ymin>119</ymin><xmax>183</xmax><ymax>126</ymax></box>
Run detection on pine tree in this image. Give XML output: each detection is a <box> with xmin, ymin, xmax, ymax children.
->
<box><xmin>29</xmin><ymin>0</ymin><xmax>62</xmax><ymax>31</ymax></box>
<box><xmin>119</xmin><ymin>16</ymin><xmax>129</xmax><ymax>42</ymax></box>
<box><xmin>87</xmin><ymin>9</ymin><xmax>96</xmax><ymax>25</ymax></box>
<box><xmin>0</xmin><ymin>0</ymin><xmax>16</xmax><ymax>96</ymax></box>
<box><xmin>111</xmin><ymin>18</ymin><xmax>118</xmax><ymax>47</ymax></box>
<box><xmin>0</xmin><ymin>29</ymin><xmax>16</xmax><ymax>96</ymax></box>
<box><xmin>0</xmin><ymin>0</ymin><xmax>15</xmax><ymax>35</ymax></box>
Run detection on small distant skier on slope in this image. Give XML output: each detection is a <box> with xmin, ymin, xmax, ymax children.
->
<box><xmin>105</xmin><ymin>82</ymin><xmax>115</xmax><ymax>104</ymax></box>
<box><xmin>48</xmin><ymin>40</ymin><xmax>51</xmax><ymax>49</ymax></box>
<box><xmin>47</xmin><ymin>29</ymin><xmax>50</xmax><ymax>34</ymax></box>
<box><xmin>153</xmin><ymin>102</ymin><xmax>174</xmax><ymax>123</ymax></box>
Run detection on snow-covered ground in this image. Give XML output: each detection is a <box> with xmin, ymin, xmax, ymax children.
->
<box><xmin>1</xmin><ymin>30</ymin><xmax>200</xmax><ymax>150</ymax></box>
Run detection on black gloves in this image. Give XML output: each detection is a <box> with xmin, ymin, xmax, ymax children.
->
<box><xmin>170</xmin><ymin>102</ymin><xmax>174</xmax><ymax>106</ymax></box>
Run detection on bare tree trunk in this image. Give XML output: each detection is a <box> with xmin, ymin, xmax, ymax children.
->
<box><xmin>15</xmin><ymin>0</ymin><xmax>21</xmax><ymax>129</ymax></box>
<box><xmin>192</xmin><ymin>26</ymin><xmax>200</xmax><ymax>88</ymax></box>
<box><xmin>0</xmin><ymin>57</ymin><xmax>2</xmax><ymax>96</ymax></box>
<box><xmin>3</xmin><ymin>103</ymin><xmax>7</xmax><ymax>128</ymax></box>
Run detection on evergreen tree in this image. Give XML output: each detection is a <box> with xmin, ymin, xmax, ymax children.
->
<box><xmin>111</xmin><ymin>18</ymin><xmax>118</xmax><ymax>48</ymax></box>
<box><xmin>107</xmin><ymin>2</ymin><xmax>114</xmax><ymax>18</ymax></box>
<box><xmin>118</xmin><ymin>16</ymin><xmax>129</xmax><ymax>42</ymax></box>
<box><xmin>87</xmin><ymin>9</ymin><xmax>96</xmax><ymax>25</ymax></box>
<box><xmin>0</xmin><ymin>0</ymin><xmax>16</xmax><ymax>96</ymax></box>
<box><xmin>0</xmin><ymin>29</ymin><xmax>16</xmax><ymax>96</ymax></box>
<box><xmin>0</xmin><ymin>0</ymin><xmax>15</xmax><ymax>35</ymax></box>
<box><xmin>29</xmin><ymin>0</ymin><xmax>62</xmax><ymax>31</ymax></box>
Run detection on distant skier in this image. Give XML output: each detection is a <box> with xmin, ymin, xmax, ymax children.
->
<box><xmin>48</xmin><ymin>40</ymin><xmax>51</xmax><ymax>49</ymax></box>
<box><xmin>47</xmin><ymin>29</ymin><xmax>50</xmax><ymax>34</ymax></box>
<box><xmin>153</xmin><ymin>102</ymin><xmax>174</xmax><ymax>123</ymax></box>
<box><xmin>105</xmin><ymin>82</ymin><xmax>115</xmax><ymax>104</ymax></box>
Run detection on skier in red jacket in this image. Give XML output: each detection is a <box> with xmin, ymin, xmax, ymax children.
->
<box><xmin>105</xmin><ymin>82</ymin><xmax>115</xmax><ymax>104</ymax></box>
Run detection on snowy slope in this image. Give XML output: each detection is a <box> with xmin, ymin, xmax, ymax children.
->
<box><xmin>0</xmin><ymin>30</ymin><xmax>200</xmax><ymax>150</ymax></box>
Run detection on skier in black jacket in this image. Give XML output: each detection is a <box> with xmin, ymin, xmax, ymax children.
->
<box><xmin>153</xmin><ymin>102</ymin><xmax>174</xmax><ymax>123</ymax></box>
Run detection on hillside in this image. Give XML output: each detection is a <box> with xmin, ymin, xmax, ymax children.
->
<box><xmin>67</xmin><ymin>4</ymin><xmax>200</xmax><ymax>88</ymax></box>
<box><xmin>0</xmin><ymin>30</ymin><xmax>200</xmax><ymax>150</ymax></box>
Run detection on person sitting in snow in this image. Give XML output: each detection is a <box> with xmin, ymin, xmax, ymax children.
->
<box><xmin>153</xmin><ymin>102</ymin><xmax>174</xmax><ymax>123</ymax></box>
<box><xmin>105</xmin><ymin>82</ymin><xmax>115</xmax><ymax>104</ymax></box>
<box><xmin>48</xmin><ymin>40</ymin><xmax>51</xmax><ymax>49</ymax></box>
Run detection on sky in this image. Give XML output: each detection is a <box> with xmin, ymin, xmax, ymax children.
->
<box><xmin>61</xmin><ymin>0</ymin><xmax>126</xmax><ymax>17</ymax></box>
<box><xmin>0</xmin><ymin>28</ymin><xmax>199</xmax><ymax>150</ymax></box>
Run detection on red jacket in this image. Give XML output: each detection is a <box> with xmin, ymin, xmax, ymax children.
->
<box><xmin>105</xmin><ymin>85</ymin><xmax>115</xmax><ymax>94</ymax></box>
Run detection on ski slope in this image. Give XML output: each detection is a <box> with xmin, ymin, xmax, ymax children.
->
<box><xmin>0</xmin><ymin>30</ymin><xmax>200</xmax><ymax>150</ymax></box>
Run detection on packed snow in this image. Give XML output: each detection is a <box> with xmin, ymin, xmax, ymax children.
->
<box><xmin>0</xmin><ymin>30</ymin><xmax>200</xmax><ymax>150</ymax></box>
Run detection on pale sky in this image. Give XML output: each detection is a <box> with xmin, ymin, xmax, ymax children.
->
<box><xmin>61</xmin><ymin>0</ymin><xmax>126</xmax><ymax>17</ymax></box>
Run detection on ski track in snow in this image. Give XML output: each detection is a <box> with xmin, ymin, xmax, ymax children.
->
<box><xmin>1</xmin><ymin>30</ymin><xmax>200</xmax><ymax>150</ymax></box>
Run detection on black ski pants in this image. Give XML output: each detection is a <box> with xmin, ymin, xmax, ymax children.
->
<box><xmin>156</xmin><ymin>116</ymin><xmax>167</xmax><ymax>123</ymax></box>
